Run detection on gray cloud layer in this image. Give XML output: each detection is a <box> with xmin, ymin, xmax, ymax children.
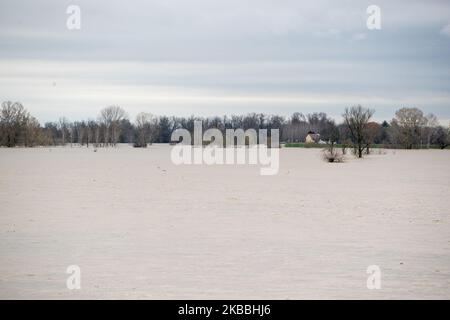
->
<box><xmin>1</xmin><ymin>0</ymin><xmax>449</xmax><ymax>122</ymax></box>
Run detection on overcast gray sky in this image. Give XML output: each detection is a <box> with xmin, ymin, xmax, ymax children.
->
<box><xmin>1</xmin><ymin>0</ymin><xmax>449</xmax><ymax>123</ymax></box>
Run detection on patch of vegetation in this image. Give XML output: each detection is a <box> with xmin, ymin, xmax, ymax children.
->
<box><xmin>322</xmin><ymin>149</ymin><xmax>344</xmax><ymax>163</ymax></box>
<box><xmin>283</xmin><ymin>142</ymin><xmax>386</xmax><ymax>149</ymax></box>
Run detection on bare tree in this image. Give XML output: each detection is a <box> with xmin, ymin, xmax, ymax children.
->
<box><xmin>431</xmin><ymin>124</ymin><xmax>449</xmax><ymax>149</ymax></box>
<box><xmin>58</xmin><ymin>117</ymin><xmax>69</xmax><ymax>145</ymax></box>
<box><xmin>68</xmin><ymin>123</ymin><xmax>74</xmax><ymax>147</ymax></box>
<box><xmin>94</xmin><ymin>121</ymin><xmax>101</xmax><ymax>147</ymax></box>
<box><xmin>343</xmin><ymin>105</ymin><xmax>375</xmax><ymax>158</ymax></box>
<box><xmin>0</xmin><ymin>101</ymin><xmax>28</xmax><ymax>147</ymax></box>
<box><xmin>364</xmin><ymin>122</ymin><xmax>381</xmax><ymax>154</ymax></box>
<box><xmin>24</xmin><ymin>116</ymin><xmax>41</xmax><ymax>147</ymax></box>
<box><xmin>99</xmin><ymin>106</ymin><xmax>127</xmax><ymax>146</ymax></box>
<box><xmin>134</xmin><ymin>112</ymin><xmax>157</xmax><ymax>147</ymax></box>
<box><xmin>282</xmin><ymin>113</ymin><xmax>309</xmax><ymax>142</ymax></box>
<box><xmin>75</xmin><ymin>121</ymin><xmax>85</xmax><ymax>146</ymax></box>
<box><xmin>389</xmin><ymin>107</ymin><xmax>426</xmax><ymax>149</ymax></box>
<box><xmin>86</xmin><ymin>120</ymin><xmax>97</xmax><ymax>148</ymax></box>
<box><xmin>424</xmin><ymin>113</ymin><xmax>439</xmax><ymax>149</ymax></box>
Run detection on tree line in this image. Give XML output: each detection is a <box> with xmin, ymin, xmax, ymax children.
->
<box><xmin>1</xmin><ymin>101</ymin><xmax>449</xmax><ymax>155</ymax></box>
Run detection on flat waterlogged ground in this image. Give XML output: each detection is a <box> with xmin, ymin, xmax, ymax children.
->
<box><xmin>0</xmin><ymin>145</ymin><xmax>449</xmax><ymax>299</ymax></box>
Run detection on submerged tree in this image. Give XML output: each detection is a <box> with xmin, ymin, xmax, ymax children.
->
<box><xmin>343</xmin><ymin>105</ymin><xmax>375</xmax><ymax>158</ymax></box>
<box><xmin>432</xmin><ymin>125</ymin><xmax>449</xmax><ymax>149</ymax></box>
<box><xmin>364</xmin><ymin>122</ymin><xmax>381</xmax><ymax>154</ymax></box>
<box><xmin>322</xmin><ymin>120</ymin><xmax>343</xmax><ymax>163</ymax></box>
<box><xmin>389</xmin><ymin>107</ymin><xmax>426</xmax><ymax>149</ymax></box>
<box><xmin>0</xmin><ymin>101</ymin><xmax>28</xmax><ymax>147</ymax></box>
<box><xmin>423</xmin><ymin>113</ymin><xmax>439</xmax><ymax>149</ymax></box>
<box><xmin>134</xmin><ymin>112</ymin><xmax>157</xmax><ymax>147</ymax></box>
<box><xmin>99</xmin><ymin>106</ymin><xmax>127</xmax><ymax>146</ymax></box>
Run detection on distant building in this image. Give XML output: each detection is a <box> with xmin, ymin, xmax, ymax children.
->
<box><xmin>305</xmin><ymin>131</ymin><xmax>320</xmax><ymax>144</ymax></box>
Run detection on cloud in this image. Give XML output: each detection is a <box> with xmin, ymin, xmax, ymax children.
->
<box><xmin>0</xmin><ymin>0</ymin><xmax>449</xmax><ymax>122</ymax></box>
<box><xmin>315</xmin><ymin>28</ymin><xmax>341</xmax><ymax>38</ymax></box>
<box><xmin>440</xmin><ymin>23</ymin><xmax>450</xmax><ymax>37</ymax></box>
<box><xmin>1</xmin><ymin>59</ymin><xmax>449</xmax><ymax>122</ymax></box>
<box><xmin>352</xmin><ymin>33</ymin><xmax>367</xmax><ymax>41</ymax></box>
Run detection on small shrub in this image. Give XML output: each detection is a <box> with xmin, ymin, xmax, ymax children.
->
<box><xmin>133</xmin><ymin>142</ymin><xmax>147</xmax><ymax>148</ymax></box>
<box><xmin>322</xmin><ymin>149</ymin><xmax>344</xmax><ymax>163</ymax></box>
